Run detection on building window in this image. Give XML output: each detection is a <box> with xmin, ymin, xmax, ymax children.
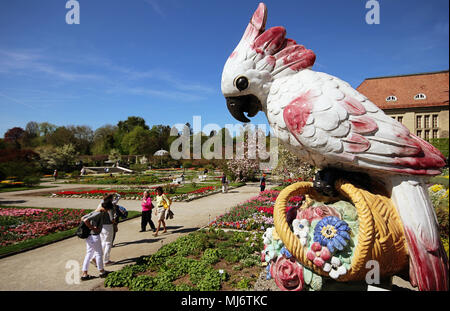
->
<box><xmin>397</xmin><ymin>116</ymin><xmax>403</xmax><ymax>123</ymax></box>
<box><xmin>416</xmin><ymin>130</ymin><xmax>422</xmax><ymax>138</ymax></box>
<box><xmin>416</xmin><ymin>116</ymin><xmax>422</xmax><ymax>128</ymax></box>
<box><xmin>432</xmin><ymin>129</ymin><xmax>438</xmax><ymax>139</ymax></box>
<box><xmin>432</xmin><ymin>115</ymin><xmax>438</xmax><ymax>128</ymax></box>
<box><xmin>424</xmin><ymin>115</ymin><xmax>430</xmax><ymax>128</ymax></box>
<box><xmin>386</xmin><ymin>95</ymin><xmax>397</xmax><ymax>102</ymax></box>
<box><xmin>424</xmin><ymin>130</ymin><xmax>430</xmax><ymax>140</ymax></box>
<box><xmin>414</xmin><ymin>93</ymin><xmax>426</xmax><ymax>100</ymax></box>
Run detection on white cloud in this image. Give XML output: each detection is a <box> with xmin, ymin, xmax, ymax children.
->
<box><xmin>0</xmin><ymin>49</ymin><xmax>106</xmax><ymax>82</ymax></box>
<box><xmin>109</xmin><ymin>86</ymin><xmax>207</xmax><ymax>102</ymax></box>
<box><xmin>0</xmin><ymin>48</ymin><xmax>214</xmax><ymax>104</ymax></box>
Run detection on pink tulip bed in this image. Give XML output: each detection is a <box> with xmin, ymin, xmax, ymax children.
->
<box><xmin>208</xmin><ymin>190</ymin><xmax>304</xmax><ymax>231</ymax></box>
<box><xmin>0</xmin><ymin>206</ymin><xmax>89</xmax><ymax>248</ymax></box>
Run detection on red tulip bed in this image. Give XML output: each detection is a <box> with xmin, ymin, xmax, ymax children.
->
<box><xmin>49</xmin><ymin>185</ymin><xmax>220</xmax><ymax>202</ymax></box>
<box><xmin>0</xmin><ymin>207</ymin><xmax>89</xmax><ymax>247</ymax></box>
<box><xmin>171</xmin><ymin>186</ymin><xmax>219</xmax><ymax>201</ymax></box>
<box><xmin>209</xmin><ymin>190</ymin><xmax>304</xmax><ymax>231</ymax></box>
<box><xmin>51</xmin><ymin>189</ymin><xmax>151</xmax><ymax>199</ymax></box>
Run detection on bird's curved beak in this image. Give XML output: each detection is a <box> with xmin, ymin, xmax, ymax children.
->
<box><xmin>226</xmin><ymin>95</ymin><xmax>262</xmax><ymax>123</ymax></box>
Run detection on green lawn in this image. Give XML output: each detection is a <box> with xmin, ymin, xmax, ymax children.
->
<box><xmin>166</xmin><ymin>182</ymin><xmax>245</xmax><ymax>196</ymax></box>
<box><xmin>0</xmin><ymin>207</ymin><xmax>141</xmax><ymax>258</ymax></box>
<box><xmin>430</xmin><ymin>176</ymin><xmax>449</xmax><ymax>187</ymax></box>
<box><xmin>0</xmin><ymin>185</ymin><xmax>52</xmax><ymax>193</ymax></box>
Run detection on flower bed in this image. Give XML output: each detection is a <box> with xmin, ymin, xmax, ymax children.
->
<box><xmin>0</xmin><ymin>206</ymin><xmax>89</xmax><ymax>247</ymax></box>
<box><xmin>428</xmin><ymin>181</ymin><xmax>449</xmax><ymax>256</ymax></box>
<box><xmin>65</xmin><ymin>175</ymin><xmax>161</xmax><ymax>185</ymax></box>
<box><xmin>49</xmin><ymin>185</ymin><xmax>221</xmax><ymax>201</ymax></box>
<box><xmin>52</xmin><ymin>189</ymin><xmax>150</xmax><ymax>199</ymax></box>
<box><xmin>171</xmin><ymin>186</ymin><xmax>219</xmax><ymax>202</ymax></box>
<box><xmin>208</xmin><ymin>190</ymin><xmax>303</xmax><ymax>231</ymax></box>
<box><xmin>103</xmin><ymin>229</ymin><xmax>263</xmax><ymax>291</ymax></box>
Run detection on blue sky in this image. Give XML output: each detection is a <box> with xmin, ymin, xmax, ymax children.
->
<box><xmin>0</xmin><ymin>0</ymin><xmax>448</xmax><ymax>137</ymax></box>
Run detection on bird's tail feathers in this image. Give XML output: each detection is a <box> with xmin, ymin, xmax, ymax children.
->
<box><xmin>386</xmin><ymin>175</ymin><xmax>448</xmax><ymax>291</ymax></box>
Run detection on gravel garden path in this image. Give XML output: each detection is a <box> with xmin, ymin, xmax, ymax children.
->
<box><xmin>0</xmin><ymin>181</ymin><xmax>261</xmax><ymax>291</ymax></box>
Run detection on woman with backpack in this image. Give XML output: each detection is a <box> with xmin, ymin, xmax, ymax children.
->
<box><xmin>80</xmin><ymin>201</ymin><xmax>112</xmax><ymax>281</ymax></box>
<box><xmin>140</xmin><ymin>190</ymin><xmax>156</xmax><ymax>232</ymax></box>
<box><xmin>153</xmin><ymin>186</ymin><xmax>171</xmax><ymax>237</ymax></box>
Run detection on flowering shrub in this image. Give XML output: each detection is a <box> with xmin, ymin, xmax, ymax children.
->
<box><xmin>429</xmin><ymin>184</ymin><xmax>449</xmax><ymax>209</ymax></box>
<box><xmin>0</xmin><ymin>207</ymin><xmax>89</xmax><ymax>247</ymax></box>
<box><xmin>428</xmin><ymin>182</ymin><xmax>449</xmax><ymax>246</ymax></box>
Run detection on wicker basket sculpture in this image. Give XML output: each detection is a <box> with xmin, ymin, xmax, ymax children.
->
<box><xmin>273</xmin><ymin>180</ymin><xmax>409</xmax><ymax>281</ymax></box>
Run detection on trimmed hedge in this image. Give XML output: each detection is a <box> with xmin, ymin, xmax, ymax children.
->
<box><xmin>428</xmin><ymin>138</ymin><xmax>449</xmax><ymax>158</ymax></box>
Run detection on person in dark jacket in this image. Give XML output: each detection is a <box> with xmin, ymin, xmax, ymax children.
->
<box><xmin>260</xmin><ymin>174</ymin><xmax>267</xmax><ymax>192</ymax></box>
<box><xmin>221</xmin><ymin>173</ymin><xmax>228</xmax><ymax>193</ymax></box>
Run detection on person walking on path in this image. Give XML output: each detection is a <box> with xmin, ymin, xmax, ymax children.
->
<box><xmin>153</xmin><ymin>187</ymin><xmax>171</xmax><ymax>237</ymax></box>
<box><xmin>140</xmin><ymin>190</ymin><xmax>156</xmax><ymax>232</ymax></box>
<box><xmin>80</xmin><ymin>201</ymin><xmax>111</xmax><ymax>281</ymax></box>
<box><xmin>53</xmin><ymin>169</ymin><xmax>58</xmax><ymax>181</ymax></box>
<box><xmin>221</xmin><ymin>173</ymin><xmax>228</xmax><ymax>193</ymax></box>
<box><xmin>111</xmin><ymin>193</ymin><xmax>122</xmax><ymax>247</ymax></box>
<box><xmin>91</xmin><ymin>194</ymin><xmax>115</xmax><ymax>266</ymax></box>
<box><xmin>260</xmin><ymin>173</ymin><xmax>266</xmax><ymax>192</ymax></box>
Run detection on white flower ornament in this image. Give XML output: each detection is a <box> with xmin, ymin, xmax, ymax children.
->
<box><xmin>323</xmin><ymin>256</ymin><xmax>347</xmax><ymax>279</ymax></box>
<box><xmin>292</xmin><ymin>219</ymin><xmax>310</xmax><ymax>246</ymax></box>
<box><xmin>263</xmin><ymin>227</ymin><xmax>274</xmax><ymax>245</ymax></box>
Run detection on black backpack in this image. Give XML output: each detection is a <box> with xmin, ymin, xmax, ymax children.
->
<box><xmin>76</xmin><ymin>221</ymin><xmax>91</xmax><ymax>239</ymax></box>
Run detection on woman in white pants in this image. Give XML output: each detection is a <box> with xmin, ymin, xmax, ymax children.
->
<box><xmin>100</xmin><ymin>207</ymin><xmax>115</xmax><ymax>265</ymax></box>
<box><xmin>92</xmin><ymin>194</ymin><xmax>115</xmax><ymax>266</ymax></box>
<box><xmin>80</xmin><ymin>203</ymin><xmax>110</xmax><ymax>281</ymax></box>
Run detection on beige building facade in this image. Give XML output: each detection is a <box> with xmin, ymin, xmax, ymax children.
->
<box><xmin>357</xmin><ymin>70</ymin><xmax>449</xmax><ymax>139</ymax></box>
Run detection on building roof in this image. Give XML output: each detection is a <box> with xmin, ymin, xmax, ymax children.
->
<box><xmin>356</xmin><ymin>70</ymin><xmax>449</xmax><ymax>110</ymax></box>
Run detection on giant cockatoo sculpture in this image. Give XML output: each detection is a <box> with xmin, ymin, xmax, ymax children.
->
<box><xmin>221</xmin><ymin>3</ymin><xmax>448</xmax><ymax>291</ymax></box>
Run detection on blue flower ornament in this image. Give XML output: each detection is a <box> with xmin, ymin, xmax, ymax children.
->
<box><xmin>313</xmin><ymin>216</ymin><xmax>351</xmax><ymax>253</ymax></box>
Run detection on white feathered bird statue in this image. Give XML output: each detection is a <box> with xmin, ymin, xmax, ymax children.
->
<box><xmin>221</xmin><ymin>3</ymin><xmax>448</xmax><ymax>291</ymax></box>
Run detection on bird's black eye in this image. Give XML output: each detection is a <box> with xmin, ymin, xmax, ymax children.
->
<box><xmin>235</xmin><ymin>76</ymin><xmax>249</xmax><ymax>91</ymax></box>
